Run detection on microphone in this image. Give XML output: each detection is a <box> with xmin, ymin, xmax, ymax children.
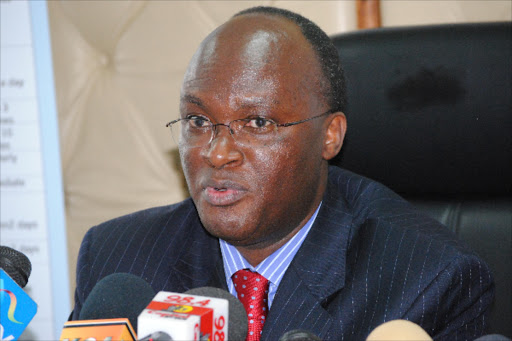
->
<box><xmin>0</xmin><ymin>245</ymin><xmax>38</xmax><ymax>340</ymax></box>
<box><xmin>78</xmin><ymin>272</ymin><xmax>156</xmax><ymax>330</ymax></box>
<box><xmin>60</xmin><ymin>319</ymin><xmax>137</xmax><ymax>341</ymax></box>
<box><xmin>278</xmin><ymin>329</ymin><xmax>321</xmax><ymax>341</ymax></box>
<box><xmin>366</xmin><ymin>319</ymin><xmax>433</xmax><ymax>341</ymax></box>
<box><xmin>138</xmin><ymin>286</ymin><xmax>248</xmax><ymax>341</ymax></box>
<box><xmin>0</xmin><ymin>246</ymin><xmax>31</xmax><ymax>288</ymax></box>
<box><xmin>60</xmin><ymin>272</ymin><xmax>155</xmax><ymax>340</ymax></box>
<box><xmin>138</xmin><ymin>331</ymin><xmax>173</xmax><ymax>341</ymax></box>
<box><xmin>185</xmin><ymin>287</ymin><xmax>248</xmax><ymax>341</ymax></box>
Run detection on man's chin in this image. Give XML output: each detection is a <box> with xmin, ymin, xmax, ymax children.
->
<box><xmin>200</xmin><ymin>219</ymin><xmax>258</xmax><ymax>245</ymax></box>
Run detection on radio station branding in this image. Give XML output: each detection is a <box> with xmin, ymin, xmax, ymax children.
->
<box><xmin>59</xmin><ymin>318</ymin><xmax>136</xmax><ymax>341</ymax></box>
<box><xmin>0</xmin><ymin>269</ymin><xmax>37</xmax><ymax>341</ymax></box>
<box><xmin>138</xmin><ymin>292</ymin><xmax>228</xmax><ymax>341</ymax></box>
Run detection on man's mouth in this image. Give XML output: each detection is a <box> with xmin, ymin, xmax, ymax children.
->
<box><xmin>201</xmin><ymin>181</ymin><xmax>247</xmax><ymax>206</ymax></box>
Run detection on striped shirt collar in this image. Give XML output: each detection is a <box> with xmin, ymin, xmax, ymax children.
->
<box><xmin>219</xmin><ymin>203</ymin><xmax>321</xmax><ymax>308</ymax></box>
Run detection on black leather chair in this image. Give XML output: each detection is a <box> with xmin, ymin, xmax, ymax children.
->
<box><xmin>330</xmin><ymin>22</ymin><xmax>512</xmax><ymax>337</ymax></box>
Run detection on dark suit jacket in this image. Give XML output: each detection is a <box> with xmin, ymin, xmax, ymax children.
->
<box><xmin>73</xmin><ymin>166</ymin><xmax>494</xmax><ymax>340</ymax></box>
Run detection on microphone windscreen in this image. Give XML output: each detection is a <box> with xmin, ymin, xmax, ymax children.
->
<box><xmin>138</xmin><ymin>331</ymin><xmax>174</xmax><ymax>341</ymax></box>
<box><xmin>0</xmin><ymin>245</ymin><xmax>32</xmax><ymax>288</ymax></box>
<box><xmin>279</xmin><ymin>329</ymin><xmax>322</xmax><ymax>341</ymax></box>
<box><xmin>185</xmin><ymin>286</ymin><xmax>248</xmax><ymax>341</ymax></box>
<box><xmin>79</xmin><ymin>272</ymin><xmax>155</xmax><ymax>331</ymax></box>
<box><xmin>366</xmin><ymin>319</ymin><xmax>433</xmax><ymax>341</ymax></box>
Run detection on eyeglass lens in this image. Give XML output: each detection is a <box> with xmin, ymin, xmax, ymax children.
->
<box><xmin>169</xmin><ymin>119</ymin><xmax>278</xmax><ymax>147</ymax></box>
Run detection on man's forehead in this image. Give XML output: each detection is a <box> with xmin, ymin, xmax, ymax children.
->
<box><xmin>181</xmin><ymin>93</ymin><xmax>280</xmax><ymax>109</ymax></box>
<box><xmin>180</xmin><ymin>13</ymin><xmax>324</xmax><ymax>113</ymax></box>
<box><xmin>220</xmin><ymin>13</ymin><xmax>303</xmax><ymax>44</ymax></box>
<box><xmin>191</xmin><ymin>14</ymin><xmax>312</xmax><ymax>71</ymax></box>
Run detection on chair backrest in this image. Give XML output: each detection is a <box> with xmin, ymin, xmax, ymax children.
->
<box><xmin>330</xmin><ymin>22</ymin><xmax>512</xmax><ymax>337</ymax></box>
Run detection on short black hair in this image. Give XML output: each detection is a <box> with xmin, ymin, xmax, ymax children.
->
<box><xmin>234</xmin><ymin>6</ymin><xmax>346</xmax><ymax>113</ymax></box>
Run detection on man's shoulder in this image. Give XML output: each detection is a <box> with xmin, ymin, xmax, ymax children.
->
<box><xmin>79</xmin><ymin>198</ymin><xmax>204</xmax><ymax>260</ymax></box>
<box><xmin>89</xmin><ymin>198</ymin><xmax>197</xmax><ymax>235</ymax></box>
<box><xmin>322</xmin><ymin>167</ymin><xmax>494</xmax><ymax>339</ymax></box>
<box><xmin>327</xmin><ymin>166</ymin><xmax>474</xmax><ymax>252</ymax></box>
<box><xmin>327</xmin><ymin>165</ymin><xmax>416</xmax><ymax>221</ymax></box>
<box><xmin>328</xmin><ymin>165</ymin><xmax>405</xmax><ymax>203</ymax></box>
<box><xmin>324</xmin><ymin>166</ymin><xmax>488</xmax><ymax>287</ymax></box>
<box><xmin>73</xmin><ymin>198</ymin><xmax>216</xmax><ymax>319</ymax></box>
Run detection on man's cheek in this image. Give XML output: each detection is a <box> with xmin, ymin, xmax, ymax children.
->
<box><xmin>179</xmin><ymin>151</ymin><xmax>199</xmax><ymax>190</ymax></box>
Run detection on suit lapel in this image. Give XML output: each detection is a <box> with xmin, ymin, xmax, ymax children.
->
<box><xmin>262</xmin><ymin>266</ymin><xmax>334</xmax><ymax>340</ymax></box>
<box><xmin>171</xmin><ymin>208</ymin><xmax>228</xmax><ymax>292</ymax></box>
<box><xmin>262</xmin><ymin>170</ymin><xmax>354</xmax><ymax>340</ymax></box>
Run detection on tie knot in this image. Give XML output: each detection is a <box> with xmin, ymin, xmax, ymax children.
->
<box><xmin>232</xmin><ymin>269</ymin><xmax>268</xmax><ymax>292</ymax></box>
<box><xmin>232</xmin><ymin>270</ymin><xmax>269</xmax><ymax>341</ymax></box>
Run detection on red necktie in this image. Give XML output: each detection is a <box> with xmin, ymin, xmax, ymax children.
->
<box><xmin>232</xmin><ymin>269</ymin><xmax>269</xmax><ymax>341</ymax></box>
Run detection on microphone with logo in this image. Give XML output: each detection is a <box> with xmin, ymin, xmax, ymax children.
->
<box><xmin>60</xmin><ymin>272</ymin><xmax>155</xmax><ymax>341</ymax></box>
<box><xmin>0</xmin><ymin>245</ymin><xmax>38</xmax><ymax>341</ymax></box>
<box><xmin>138</xmin><ymin>286</ymin><xmax>248</xmax><ymax>341</ymax></box>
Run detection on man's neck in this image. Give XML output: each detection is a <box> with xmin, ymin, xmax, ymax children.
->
<box><xmin>234</xmin><ymin>213</ymin><xmax>317</xmax><ymax>267</ymax></box>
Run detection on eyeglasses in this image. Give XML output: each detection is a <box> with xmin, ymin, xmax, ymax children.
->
<box><xmin>166</xmin><ymin>109</ymin><xmax>335</xmax><ymax>148</ymax></box>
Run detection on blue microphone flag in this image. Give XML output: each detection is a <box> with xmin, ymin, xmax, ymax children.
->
<box><xmin>0</xmin><ymin>269</ymin><xmax>37</xmax><ymax>341</ymax></box>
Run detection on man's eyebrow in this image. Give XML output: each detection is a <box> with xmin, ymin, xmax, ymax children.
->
<box><xmin>181</xmin><ymin>94</ymin><xmax>204</xmax><ymax>108</ymax></box>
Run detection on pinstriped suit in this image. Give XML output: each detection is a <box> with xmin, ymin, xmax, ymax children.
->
<box><xmin>72</xmin><ymin>166</ymin><xmax>494</xmax><ymax>340</ymax></box>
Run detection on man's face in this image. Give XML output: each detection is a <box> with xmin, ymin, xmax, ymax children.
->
<box><xmin>179</xmin><ymin>14</ymin><xmax>331</xmax><ymax>250</ymax></box>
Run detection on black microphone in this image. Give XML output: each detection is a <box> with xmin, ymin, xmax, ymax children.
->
<box><xmin>78</xmin><ymin>272</ymin><xmax>156</xmax><ymax>331</ymax></box>
<box><xmin>0</xmin><ymin>245</ymin><xmax>31</xmax><ymax>288</ymax></box>
<box><xmin>0</xmin><ymin>245</ymin><xmax>37</xmax><ymax>340</ymax></box>
<box><xmin>138</xmin><ymin>331</ymin><xmax>173</xmax><ymax>341</ymax></box>
<box><xmin>278</xmin><ymin>329</ymin><xmax>322</xmax><ymax>341</ymax></box>
<box><xmin>185</xmin><ymin>286</ymin><xmax>248</xmax><ymax>341</ymax></box>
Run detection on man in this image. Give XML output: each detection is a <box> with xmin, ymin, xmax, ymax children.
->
<box><xmin>72</xmin><ymin>7</ymin><xmax>494</xmax><ymax>340</ymax></box>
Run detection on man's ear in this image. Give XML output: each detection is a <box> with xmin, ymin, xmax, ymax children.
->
<box><xmin>322</xmin><ymin>112</ymin><xmax>346</xmax><ymax>161</ymax></box>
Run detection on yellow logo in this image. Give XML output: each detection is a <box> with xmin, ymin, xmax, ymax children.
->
<box><xmin>166</xmin><ymin>305</ymin><xmax>193</xmax><ymax>313</ymax></box>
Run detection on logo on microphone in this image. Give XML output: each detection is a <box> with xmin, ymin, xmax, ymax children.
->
<box><xmin>166</xmin><ymin>305</ymin><xmax>193</xmax><ymax>313</ymax></box>
<box><xmin>0</xmin><ymin>288</ymin><xmax>23</xmax><ymax>324</ymax></box>
<box><xmin>0</xmin><ymin>270</ymin><xmax>37</xmax><ymax>340</ymax></box>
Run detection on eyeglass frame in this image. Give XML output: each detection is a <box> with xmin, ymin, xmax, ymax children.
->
<box><xmin>165</xmin><ymin>108</ymin><xmax>336</xmax><ymax>147</ymax></box>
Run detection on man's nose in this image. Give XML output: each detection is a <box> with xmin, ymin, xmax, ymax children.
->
<box><xmin>201</xmin><ymin>125</ymin><xmax>243</xmax><ymax>168</ymax></box>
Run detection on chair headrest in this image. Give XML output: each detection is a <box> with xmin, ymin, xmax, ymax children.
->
<box><xmin>330</xmin><ymin>22</ymin><xmax>512</xmax><ymax>195</ymax></box>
